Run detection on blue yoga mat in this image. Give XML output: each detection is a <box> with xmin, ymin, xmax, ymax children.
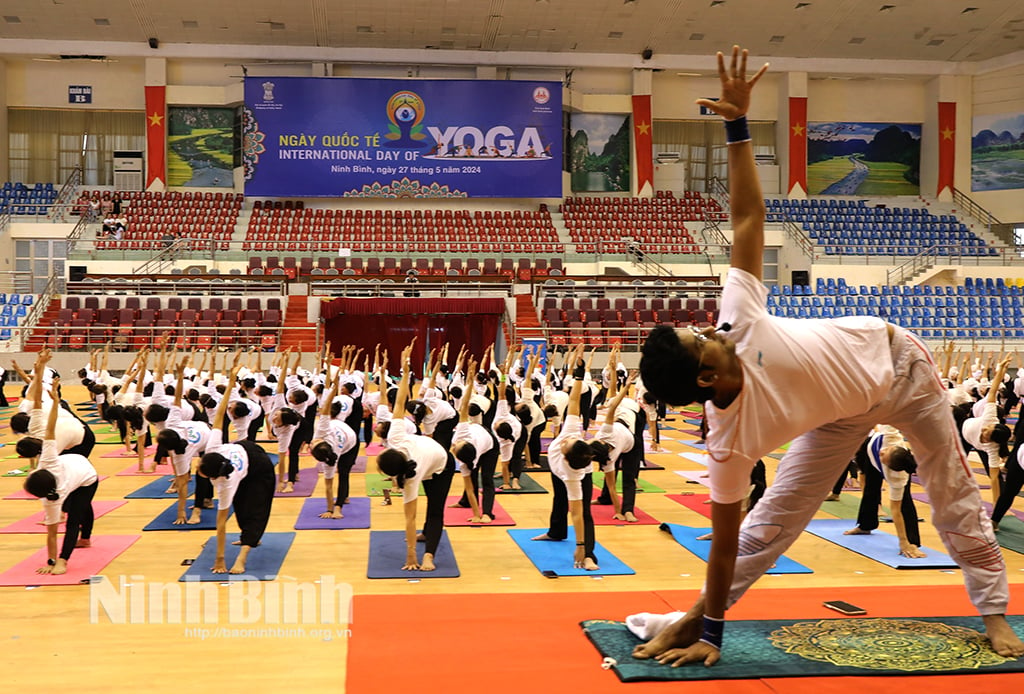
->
<box><xmin>659</xmin><ymin>522</ymin><xmax>812</xmax><ymax>575</ymax></box>
<box><xmin>143</xmin><ymin>500</ymin><xmax>231</xmax><ymax>531</ymax></box>
<box><xmin>506</xmin><ymin>528</ymin><xmax>635</xmax><ymax>577</ymax></box>
<box><xmin>367</xmin><ymin>530</ymin><xmax>459</xmax><ymax>578</ymax></box>
<box><xmin>804</xmin><ymin>518</ymin><xmax>957</xmax><ymax>569</ymax></box>
<box><xmin>677</xmin><ymin>452</ymin><xmax>708</xmax><ymax>466</ymax></box>
<box><xmin>682</xmin><ymin>440</ymin><xmax>707</xmax><ymax>451</ymax></box>
<box><xmin>178</xmin><ymin>532</ymin><xmax>296</xmax><ymax>581</ymax></box>
<box><xmin>294</xmin><ymin>497</ymin><xmax>371</xmax><ymax>530</ymax></box>
<box><xmin>125</xmin><ymin>475</ymin><xmax>195</xmax><ymax>499</ymax></box>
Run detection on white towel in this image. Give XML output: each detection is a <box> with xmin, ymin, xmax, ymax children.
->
<box><xmin>624</xmin><ymin>611</ymin><xmax>686</xmax><ymax>640</ymax></box>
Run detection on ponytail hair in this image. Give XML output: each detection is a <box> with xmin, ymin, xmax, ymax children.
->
<box><xmin>24</xmin><ymin>468</ymin><xmax>58</xmax><ymax>500</ymax></box>
<box><xmin>198</xmin><ymin>452</ymin><xmax>233</xmax><ymax>479</ymax></box>
<box><xmin>377</xmin><ymin>449</ymin><xmax>416</xmax><ymax>487</ymax></box>
<box><xmin>990</xmin><ymin>423</ymin><xmax>1011</xmax><ymax>459</ymax></box>
<box><xmin>311</xmin><ymin>441</ymin><xmax>338</xmax><ymax>467</ymax></box>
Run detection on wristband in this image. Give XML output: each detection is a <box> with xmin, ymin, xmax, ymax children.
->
<box><xmin>724</xmin><ymin>116</ymin><xmax>750</xmax><ymax>145</ymax></box>
<box><xmin>698</xmin><ymin>615</ymin><xmax>724</xmax><ymax>650</ymax></box>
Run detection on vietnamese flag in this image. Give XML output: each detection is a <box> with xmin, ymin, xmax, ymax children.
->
<box><xmin>145</xmin><ymin>86</ymin><xmax>166</xmax><ymax>190</ymax></box>
<box><xmin>788</xmin><ymin>97</ymin><xmax>807</xmax><ymax>196</ymax></box>
<box><xmin>632</xmin><ymin>94</ymin><xmax>654</xmax><ymax>196</ymax></box>
<box><xmin>937</xmin><ymin>102</ymin><xmax>956</xmax><ymax>197</ymax></box>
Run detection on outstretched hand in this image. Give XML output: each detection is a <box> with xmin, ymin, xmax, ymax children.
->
<box><xmin>695</xmin><ymin>45</ymin><xmax>768</xmax><ymax>121</ymax></box>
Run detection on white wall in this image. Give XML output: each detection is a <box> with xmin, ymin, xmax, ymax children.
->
<box><xmin>5</xmin><ymin>58</ymin><xmax>145</xmax><ymax>109</ymax></box>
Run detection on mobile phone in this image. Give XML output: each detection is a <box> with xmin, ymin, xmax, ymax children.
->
<box><xmin>541</xmin><ymin>570</ymin><xmax>558</xmax><ymax>579</ymax></box>
<box><xmin>823</xmin><ymin>600</ymin><xmax>866</xmax><ymax>616</ymax></box>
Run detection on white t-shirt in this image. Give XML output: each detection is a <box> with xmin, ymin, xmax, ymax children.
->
<box><xmin>38</xmin><ymin>439</ymin><xmax>98</xmax><ymax>525</ymax></box>
<box><xmin>595</xmin><ymin>421</ymin><xmax>635</xmax><ymax>473</ymax></box>
<box><xmin>547</xmin><ymin>414</ymin><xmax>590</xmax><ymax>501</ymax></box>
<box><xmin>167</xmin><ymin>419</ymin><xmax>212</xmax><ymax>477</ymax></box>
<box><xmin>453</xmin><ymin>421</ymin><xmax>495</xmax><ymax>477</ymax></box>
<box><xmin>492</xmin><ymin>399</ymin><xmax>523</xmax><ymax>462</ymax></box>
<box><xmin>229</xmin><ymin>397</ymin><xmax>262</xmax><ymax>442</ymax></box>
<box><xmin>206</xmin><ymin>430</ymin><xmax>249</xmax><ymax>509</ymax></box>
<box><xmin>706</xmin><ymin>268</ymin><xmax>894</xmax><ymax>504</ymax></box>
<box><xmin>866</xmin><ymin>426</ymin><xmax>910</xmax><ymax>501</ymax></box>
<box><xmin>313</xmin><ymin>414</ymin><xmax>358</xmax><ymax>480</ymax></box>
<box><xmin>386</xmin><ymin>417</ymin><xmax>448</xmax><ymax>503</ymax></box>
<box><xmin>962</xmin><ymin>400</ymin><xmax>1003</xmax><ymax>469</ymax></box>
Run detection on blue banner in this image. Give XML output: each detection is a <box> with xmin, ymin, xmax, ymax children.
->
<box><xmin>243</xmin><ymin>77</ymin><xmax>562</xmax><ymax>198</ymax></box>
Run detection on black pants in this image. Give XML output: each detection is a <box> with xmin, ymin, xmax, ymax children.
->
<box><xmin>546</xmin><ymin>472</ymin><xmax>596</xmax><ymax>562</ymax></box>
<box><xmin>247</xmin><ymin>412</ymin><xmax>264</xmax><ymax>441</ymax></box>
<box><xmin>590</xmin><ymin>386</ymin><xmax>608</xmax><ymax>421</ymax></box>
<box><xmin>749</xmin><ymin>459</ymin><xmax>767</xmax><ymax>511</ymax></box>
<box><xmin>992</xmin><ymin>441</ymin><xmax>1023</xmax><ymax>525</ymax></box>
<box><xmin>855</xmin><ymin>461</ymin><xmax>921</xmax><ymax>546</ymax></box>
<box><xmin>194</xmin><ymin>475</ymin><xmax>214</xmax><ymax>510</ymax></box>
<box><xmin>362</xmin><ymin>413</ymin><xmax>374</xmax><ymax>444</ymax></box>
<box><xmin>60</xmin><ymin>480</ymin><xmax>98</xmax><ymax>560</ymax></box>
<box><xmin>508</xmin><ymin>430</ymin><xmax>528</xmax><ymax>480</ymax></box>
<box><xmin>235</xmin><ymin>441</ymin><xmax>277</xmax><ymax>547</ymax></box>
<box><xmin>334</xmin><ymin>441</ymin><xmax>361</xmax><ymax>506</ymax></box>
<box><xmin>580</xmin><ymin>390</ymin><xmax>593</xmax><ymax>430</ymax></box>
<box><xmin>831</xmin><ymin>461</ymin><xmax>859</xmax><ymax>495</ymax></box>
<box><xmin>463</xmin><ymin>435</ymin><xmax>500</xmax><ymax>517</ymax></box>
<box><xmin>420</xmin><ymin>453</ymin><xmax>455</xmax><ymax>556</ymax></box>
<box><xmin>431</xmin><ymin>415</ymin><xmax>458</xmax><ymax>450</ymax></box>
<box><xmin>287</xmin><ymin>402</ymin><xmax>318</xmax><ymax>483</ymax></box>
<box><xmin>65</xmin><ymin>423</ymin><xmax>96</xmax><ymax>459</ymax></box>
<box><xmin>617</xmin><ymin>442</ymin><xmax>644</xmax><ymax>514</ymax></box>
<box><xmin>528</xmin><ymin>422</ymin><xmax>545</xmax><ymax>468</ymax></box>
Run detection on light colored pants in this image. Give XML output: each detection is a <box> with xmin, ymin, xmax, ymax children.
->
<box><xmin>728</xmin><ymin>326</ymin><xmax>1009</xmax><ymax>616</ymax></box>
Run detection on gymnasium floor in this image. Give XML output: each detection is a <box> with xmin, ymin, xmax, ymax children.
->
<box><xmin>2</xmin><ymin>384</ymin><xmax>1023</xmax><ymax>693</ymax></box>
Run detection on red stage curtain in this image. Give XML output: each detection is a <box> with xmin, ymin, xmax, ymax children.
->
<box><xmin>321</xmin><ymin>297</ymin><xmax>505</xmax><ymax>372</ymax></box>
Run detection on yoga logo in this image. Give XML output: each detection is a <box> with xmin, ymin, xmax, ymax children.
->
<box><xmin>383</xmin><ymin>91</ymin><xmax>428</xmax><ymax>149</ymax></box>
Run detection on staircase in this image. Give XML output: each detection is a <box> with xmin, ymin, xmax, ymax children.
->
<box><xmin>278</xmin><ymin>295</ymin><xmax>319</xmax><ymax>352</ymax></box>
<box><xmin>514</xmin><ymin>292</ymin><xmax>543</xmax><ymax>344</ymax></box>
<box><xmin>25</xmin><ymin>297</ymin><xmax>62</xmax><ymax>351</ymax></box>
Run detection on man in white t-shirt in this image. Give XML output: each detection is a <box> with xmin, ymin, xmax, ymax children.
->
<box><xmin>633</xmin><ymin>46</ymin><xmax>1022</xmax><ymax>666</ymax></box>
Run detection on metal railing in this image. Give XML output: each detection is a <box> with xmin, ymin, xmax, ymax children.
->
<box><xmin>953</xmin><ymin>187</ymin><xmax>1001</xmax><ymax>230</ymax></box>
<box><xmin>66</xmin><ymin>276</ymin><xmax>287</xmax><ymax>295</ymax></box>
<box><xmin>46</xmin><ymin>168</ymin><xmax>84</xmax><ymax>223</ymax></box>
<box><xmin>15</xmin><ymin>271</ymin><xmax>63</xmax><ymax>351</ymax></box>
<box><xmin>309</xmin><ymin>279</ymin><xmax>514</xmax><ymax>298</ymax></box>
<box><xmin>30</xmin><ymin>322</ymin><xmax>304</xmax><ymax>352</ymax></box>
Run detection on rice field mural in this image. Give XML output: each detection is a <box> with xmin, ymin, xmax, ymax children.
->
<box><xmin>807</xmin><ymin>122</ymin><xmax>921</xmax><ymax>196</ymax></box>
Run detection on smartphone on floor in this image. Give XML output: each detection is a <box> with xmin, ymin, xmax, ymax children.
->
<box><xmin>823</xmin><ymin>600</ymin><xmax>866</xmax><ymax>616</ymax></box>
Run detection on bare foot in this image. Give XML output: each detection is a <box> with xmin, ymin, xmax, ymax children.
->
<box><xmin>203</xmin><ymin>499</ymin><xmax>214</xmax><ymax>509</ymax></box>
<box><xmin>51</xmin><ymin>558</ymin><xmax>68</xmax><ymax>575</ymax></box>
<box><xmin>583</xmin><ymin>557</ymin><xmax>600</xmax><ymax>571</ymax></box>
<box><xmin>531</xmin><ymin>533</ymin><xmax>559</xmax><ymax>541</ymax></box>
<box><xmin>319</xmin><ymin>509</ymin><xmax>343</xmax><ymax>519</ymax></box>
<box><xmin>229</xmin><ymin>562</ymin><xmax>247</xmax><ymax>574</ymax></box>
<box><xmin>277</xmin><ymin>481</ymin><xmax>288</xmax><ymax>493</ymax></box>
<box><xmin>283</xmin><ymin>482</ymin><xmax>294</xmax><ymax>494</ymax></box>
<box><xmin>983</xmin><ymin>615</ymin><xmax>1024</xmax><ymax>657</ymax></box>
<box><xmin>186</xmin><ymin>509</ymin><xmax>203</xmax><ymax>525</ymax></box>
<box><xmin>511</xmin><ymin>479</ymin><xmax>522</xmax><ymax>490</ymax></box>
<box><xmin>75</xmin><ymin>539</ymin><xmax>92</xmax><ymax>548</ymax></box>
<box><xmin>172</xmin><ymin>515</ymin><xmax>188</xmax><ymax>525</ymax></box>
<box><xmin>473</xmin><ymin>514</ymin><xmax>493</xmax><ymax>524</ymax></box>
<box><xmin>824</xmin><ymin>493</ymin><xmax>840</xmax><ymax>501</ymax></box>
<box><xmin>632</xmin><ymin>614</ymin><xmax>702</xmax><ymax>659</ymax></box>
<box><xmin>613</xmin><ymin>513</ymin><xmax>627</xmax><ymax>521</ymax></box>
<box><xmin>624</xmin><ymin>511</ymin><xmax>638</xmax><ymax>523</ymax></box>
<box><xmin>843</xmin><ymin>527</ymin><xmax>871</xmax><ymax>536</ymax></box>
<box><xmin>420</xmin><ymin>553</ymin><xmax>436</xmax><ymax>572</ymax></box>
<box><xmin>416</xmin><ymin>533</ymin><xmax>426</xmax><ymax>542</ymax></box>
<box><xmin>696</xmin><ymin>532</ymin><xmax>712</xmax><ymax>541</ymax></box>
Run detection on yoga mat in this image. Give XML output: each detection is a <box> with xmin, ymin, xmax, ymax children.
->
<box><xmin>659</xmin><ymin>522</ymin><xmax>812</xmax><ymax>575</ymax></box>
<box><xmin>590</xmin><ymin>502</ymin><xmax>660</xmax><ymax>526</ymax></box>
<box><xmin>179</xmin><ymin>532</ymin><xmax>296</xmax><ymax>581</ymax></box>
<box><xmin>494</xmin><ymin>472</ymin><xmax>548</xmax><ymax>494</ymax></box>
<box><xmin>596</xmin><ymin>476</ymin><xmax>665</xmax><ymax>494</ymax></box>
<box><xmin>274</xmin><ymin>468</ymin><xmax>318</xmax><ymax>497</ymax></box>
<box><xmin>639</xmin><ymin>456</ymin><xmax>665</xmax><ymax>470</ymax></box>
<box><xmin>667</xmin><ymin>492</ymin><xmax>713</xmax><ymax>519</ymax></box>
<box><xmin>678</xmin><ymin>451</ymin><xmax>709</xmax><ymax>466</ymax></box>
<box><xmin>817</xmin><ymin>493</ymin><xmax>865</xmax><ymax>520</ymax></box>
<box><xmin>352</xmin><ymin>455</ymin><xmax>368</xmax><ymax>473</ymax></box>
<box><xmin>911</xmin><ymin>491</ymin><xmax>1023</xmax><ymax>524</ymax></box>
<box><xmin>367</xmin><ymin>530</ymin><xmax>459</xmax><ymax>578</ymax></box>
<box><xmin>125</xmin><ymin>475</ymin><xmax>195</xmax><ymax>499</ymax></box>
<box><xmin>442</xmin><ymin>496</ymin><xmax>515</xmax><ymax>526</ymax></box>
<box><xmin>103</xmin><ymin>445</ymin><xmax>157</xmax><ymax>458</ymax></box>
<box><xmin>0</xmin><ymin>535</ymin><xmax>141</xmax><ymax>587</ymax></box>
<box><xmin>114</xmin><ymin>462</ymin><xmax>173</xmax><ymax>476</ymax></box>
<box><xmin>0</xmin><ymin>500</ymin><xmax>127</xmax><ymax>534</ymax></box>
<box><xmin>364</xmin><ymin>472</ymin><xmax>424</xmax><ymax>497</ymax></box>
<box><xmin>675</xmin><ymin>469</ymin><xmax>710</xmax><ymax>486</ymax></box>
<box><xmin>506</xmin><ymin>528</ymin><xmax>636</xmax><ymax>577</ymax></box>
<box><xmin>142</xmin><ymin>501</ymin><xmax>231</xmax><ymax>531</ymax></box>
<box><xmin>294</xmin><ymin>497</ymin><xmax>371</xmax><ymax>530</ymax></box>
<box><xmin>364</xmin><ymin>442</ymin><xmax>385</xmax><ymax>456</ymax></box>
<box><xmin>991</xmin><ymin>515</ymin><xmax>1024</xmax><ymax>555</ymax></box>
<box><xmin>803</xmin><ymin>518</ymin><xmax>957</xmax><ymax>569</ymax></box>
<box><xmin>3</xmin><ymin>463</ymin><xmax>32</xmax><ymax>477</ymax></box>
<box><xmin>4</xmin><ymin>475</ymin><xmax>109</xmax><ymax>500</ymax></box>
<box><xmin>582</xmin><ymin>615</ymin><xmax>1024</xmax><ymax>682</ymax></box>
<box><xmin>682</xmin><ymin>440</ymin><xmax>707</xmax><ymax>451</ymax></box>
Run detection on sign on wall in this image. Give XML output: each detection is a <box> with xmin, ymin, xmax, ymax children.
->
<box><xmin>242</xmin><ymin>77</ymin><xmax>562</xmax><ymax>198</ymax></box>
<box><xmin>68</xmin><ymin>85</ymin><xmax>92</xmax><ymax>104</ymax></box>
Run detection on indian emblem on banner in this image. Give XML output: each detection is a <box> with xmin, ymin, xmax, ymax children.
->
<box><xmin>384</xmin><ymin>91</ymin><xmax>428</xmax><ymax>149</ymax></box>
<box><xmin>262</xmin><ymin>82</ymin><xmax>276</xmax><ymax>102</ymax></box>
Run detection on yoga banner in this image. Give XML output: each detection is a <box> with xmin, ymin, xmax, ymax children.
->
<box><xmin>243</xmin><ymin>77</ymin><xmax>562</xmax><ymax>198</ymax></box>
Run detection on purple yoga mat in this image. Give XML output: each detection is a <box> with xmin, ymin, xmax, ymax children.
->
<box><xmin>274</xmin><ymin>468</ymin><xmax>318</xmax><ymax>497</ymax></box>
<box><xmin>353</xmin><ymin>456</ymin><xmax>368</xmax><ymax>473</ymax></box>
<box><xmin>912</xmin><ymin>491</ymin><xmax>1024</xmax><ymax>523</ymax></box>
<box><xmin>294</xmin><ymin>497</ymin><xmax>371</xmax><ymax>529</ymax></box>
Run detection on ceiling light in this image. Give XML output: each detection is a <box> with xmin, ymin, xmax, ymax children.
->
<box><xmin>690</xmin><ymin>32</ymin><xmax>704</xmax><ymax>40</ymax></box>
<box><xmin>961</xmin><ymin>7</ymin><xmax>978</xmax><ymax>13</ymax></box>
<box><xmin>356</xmin><ymin>25</ymin><xmax>373</xmax><ymax>33</ymax></box>
<box><xmin>927</xmin><ymin>38</ymin><xmax>944</xmax><ymax>45</ymax></box>
<box><xmin>879</xmin><ymin>4</ymin><xmax>895</xmax><ymax>12</ymax></box>
<box><xmin>608</xmin><ymin>31</ymin><xmax>624</xmax><ymax>38</ymax></box>
<box><xmin>182</xmin><ymin>20</ymin><xmax>198</xmax><ymax>29</ymax></box>
<box><xmin>795</xmin><ymin>2</ymin><xmax>811</xmax><ymax>8</ymax></box>
<box><xmin>849</xmin><ymin>37</ymin><xmax>865</xmax><ymax>44</ymax></box>
<box><xmin>94</xmin><ymin>18</ymin><xmax>110</xmax><ymax>26</ymax></box>
<box><xmin>4</xmin><ymin>16</ymin><xmax>21</xmax><ymax>23</ymax></box>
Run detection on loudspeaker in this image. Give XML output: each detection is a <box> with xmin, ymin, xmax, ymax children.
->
<box><xmin>148</xmin><ymin>37</ymin><xmax>159</xmax><ymax>49</ymax></box>
<box><xmin>69</xmin><ymin>265</ymin><xmax>88</xmax><ymax>282</ymax></box>
<box><xmin>792</xmin><ymin>270</ymin><xmax>810</xmax><ymax>287</ymax></box>
<box><xmin>641</xmin><ymin>48</ymin><xmax>653</xmax><ymax>61</ymax></box>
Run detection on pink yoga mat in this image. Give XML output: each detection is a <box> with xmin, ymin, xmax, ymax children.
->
<box><xmin>442</xmin><ymin>496</ymin><xmax>515</xmax><ymax>526</ymax></box>
<box><xmin>102</xmin><ymin>445</ymin><xmax>157</xmax><ymax>459</ymax></box>
<box><xmin>114</xmin><ymin>462</ymin><xmax>173</xmax><ymax>476</ymax></box>
<box><xmin>0</xmin><ymin>535</ymin><xmax>140</xmax><ymax>586</ymax></box>
<box><xmin>364</xmin><ymin>442</ymin><xmax>385</xmax><ymax>456</ymax></box>
<box><xmin>4</xmin><ymin>475</ymin><xmax>110</xmax><ymax>500</ymax></box>
<box><xmin>667</xmin><ymin>492</ymin><xmax>713</xmax><ymax>519</ymax></box>
<box><xmin>675</xmin><ymin>470</ymin><xmax>710</xmax><ymax>486</ymax></box>
<box><xmin>0</xmin><ymin>500</ymin><xmax>127</xmax><ymax>533</ymax></box>
<box><xmin>590</xmin><ymin>503</ymin><xmax>660</xmax><ymax>526</ymax></box>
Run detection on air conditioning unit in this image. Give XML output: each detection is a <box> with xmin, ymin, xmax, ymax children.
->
<box><xmin>656</xmin><ymin>151</ymin><xmax>680</xmax><ymax>163</ymax></box>
<box><xmin>113</xmin><ymin>150</ymin><xmax>143</xmax><ymax>191</ymax></box>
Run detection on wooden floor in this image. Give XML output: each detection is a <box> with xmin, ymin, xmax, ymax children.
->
<box><xmin>1</xmin><ymin>385</ymin><xmax>1022</xmax><ymax>692</ymax></box>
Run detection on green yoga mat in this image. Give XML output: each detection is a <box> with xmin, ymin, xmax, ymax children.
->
<box><xmin>994</xmin><ymin>515</ymin><xmax>1024</xmax><ymax>555</ymax></box>
<box><xmin>582</xmin><ymin>615</ymin><xmax>1024</xmax><ymax>681</ymax></box>
<box><xmin>3</xmin><ymin>463</ymin><xmax>31</xmax><ymax>477</ymax></box>
<box><xmin>597</xmin><ymin>476</ymin><xmax>665</xmax><ymax>495</ymax></box>
<box><xmin>364</xmin><ymin>472</ymin><xmax>425</xmax><ymax>498</ymax></box>
<box><xmin>819</xmin><ymin>494</ymin><xmax>890</xmax><ymax>521</ymax></box>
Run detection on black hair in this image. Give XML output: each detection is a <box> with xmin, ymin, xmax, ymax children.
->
<box><xmin>198</xmin><ymin>452</ymin><xmax>234</xmax><ymax>479</ymax></box>
<box><xmin>105</xmin><ymin>403</ymin><xmax>125</xmax><ymax>424</ymax></box>
<box><xmin>215</xmin><ymin>384</ymin><xmax>226</xmax><ymax>395</ymax></box>
<box><xmin>310</xmin><ymin>441</ymin><xmax>338</xmax><ymax>466</ymax></box>
<box><xmin>123</xmin><ymin>405</ymin><xmax>145</xmax><ymax>432</ymax></box>
<box><xmin>589</xmin><ymin>440</ymin><xmax>611</xmax><ymax>466</ymax></box>
<box><xmin>377</xmin><ymin>448</ymin><xmax>416</xmax><ymax>486</ymax></box>
<box><xmin>186</xmin><ymin>388</ymin><xmax>201</xmax><ymax>402</ymax></box>
<box><xmin>330</xmin><ymin>400</ymin><xmax>342</xmax><ymax>419</ymax></box>
<box><xmin>406</xmin><ymin>400</ymin><xmax>428</xmax><ymax>425</ymax></box>
<box><xmin>256</xmin><ymin>385</ymin><xmax>274</xmax><ymax>398</ymax></box>
<box><xmin>313</xmin><ymin>383</ymin><xmax>324</xmax><ymax>396</ymax></box>
<box><xmin>475</xmin><ymin>371</ymin><xmax>488</xmax><ymax>385</ymax></box>
<box><xmin>16</xmin><ymin>436</ymin><xmax>42</xmax><ymax>459</ymax></box>
<box><xmin>495</xmin><ymin>421</ymin><xmax>514</xmax><ymax>441</ymax></box>
<box><xmin>990</xmin><ymin>423</ymin><xmax>1012</xmax><ymax>459</ymax></box>
<box><xmin>241</xmin><ymin>378</ymin><xmax>257</xmax><ymax>390</ymax></box>
<box><xmin>385</xmin><ymin>387</ymin><xmax>398</xmax><ymax>407</ymax></box>
<box><xmin>24</xmin><ymin>468</ymin><xmax>59</xmax><ymax>500</ymax></box>
<box><xmin>77</xmin><ymin>368</ymin><xmax>89</xmax><ymax>379</ymax></box>
<box><xmin>542</xmin><ymin>404</ymin><xmax>559</xmax><ymax>419</ymax></box>
<box><xmin>640</xmin><ymin>325</ymin><xmax>713</xmax><ymax>406</ymax></box>
<box><xmin>341</xmin><ymin>382</ymin><xmax>356</xmax><ymax>395</ymax></box>
<box><xmin>454</xmin><ymin>442</ymin><xmax>477</xmax><ymax>466</ymax></box>
<box><xmin>142</xmin><ymin>382</ymin><xmax>155</xmax><ymax>397</ymax></box>
<box><xmin>81</xmin><ymin>378</ymin><xmax>95</xmax><ymax>389</ymax></box>
<box><xmin>375</xmin><ymin>420</ymin><xmax>391</xmax><ymax>440</ymax></box>
<box><xmin>266</xmin><ymin>374</ymin><xmax>278</xmax><ymax>383</ymax></box>
<box><xmin>641</xmin><ymin>391</ymin><xmax>658</xmax><ymax>405</ymax></box>
<box><xmin>565</xmin><ymin>439</ymin><xmax>594</xmax><ymax>470</ymax></box>
<box><xmin>886</xmin><ymin>446</ymin><xmax>917</xmax><ymax>474</ymax></box>
<box><xmin>9</xmin><ymin>411</ymin><xmax>30</xmax><ymax>434</ymax></box>
<box><xmin>198</xmin><ymin>394</ymin><xmax>217</xmax><ymax>410</ymax></box>
<box><xmin>449</xmin><ymin>385</ymin><xmax>463</xmax><ymax>401</ymax></box>
<box><xmin>513</xmin><ymin>403</ymin><xmax>531</xmax><ymax>426</ymax></box>
<box><xmin>289</xmin><ymin>389</ymin><xmax>309</xmax><ymax>405</ymax></box>
<box><xmin>145</xmin><ymin>403</ymin><xmax>170</xmax><ymax>423</ymax></box>
<box><xmin>157</xmin><ymin>428</ymin><xmax>186</xmax><ymax>454</ymax></box>
<box><xmin>277</xmin><ymin>408</ymin><xmax>302</xmax><ymax>426</ymax></box>
<box><xmin>468</xmin><ymin>403</ymin><xmax>483</xmax><ymax>417</ymax></box>
<box><xmin>230</xmin><ymin>401</ymin><xmax>250</xmax><ymax>419</ymax></box>
<box><xmin>89</xmin><ymin>383</ymin><xmax>108</xmax><ymax>396</ymax></box>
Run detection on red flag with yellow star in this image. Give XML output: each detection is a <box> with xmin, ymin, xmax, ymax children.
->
<box><xmin>937</xmin><ymin>102</ymin><xmax>956</xmax><ymax>197</ymax></box>
<box><xmin>788</xmin><ymin>97</ymin><xmax>807</xmax><ymax>196</ymax></box>
<box><xmin>145</xmin><ymin>86</ymin><xmax>166</xmax><ymax>190</ymax></box>
<box><xmin>632</xmin><ymin>95</ymin><xmax>654</xmax><ymax>196</ymax></box>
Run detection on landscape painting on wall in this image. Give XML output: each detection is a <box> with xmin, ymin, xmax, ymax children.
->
<box><xmin>569</xmin><ymin>113</ymin><xmax>631</xmax><ymax>192</ymax></box>
<box><xmin>971</xmin><ymin>112</ymin><xmax>1024</xmax><ymax>192</ymax></box>
<box><xmin>807</xmin><ymin>122</ymin><xmax>921</xmax><ymax>196</ymax></box>
<box><xmin>168</xmin><ymin>107</ymin><xmax>235</xmax><ymax>187</ymax></box>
